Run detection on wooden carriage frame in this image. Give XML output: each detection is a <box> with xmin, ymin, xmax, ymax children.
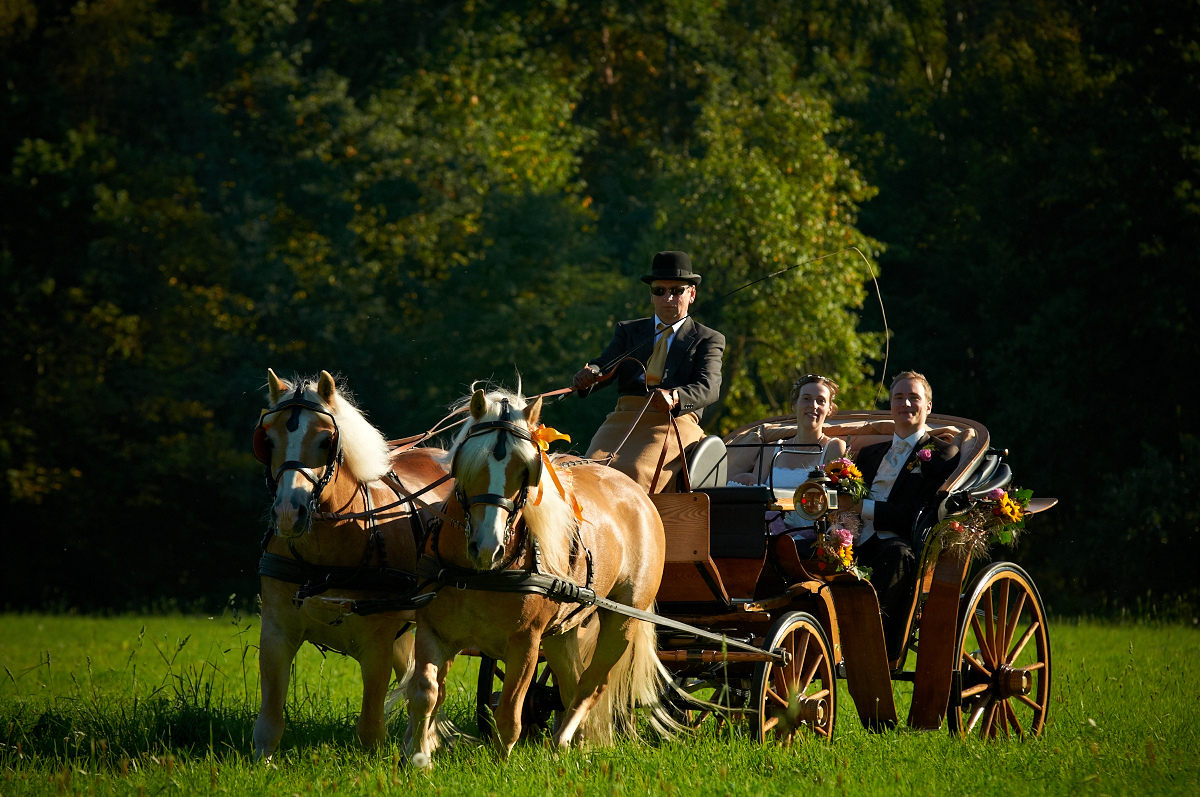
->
<box><xmin>640</xmin><ymin>410</ymin><xmax>1055</xmax><ymax>741</ymax></box>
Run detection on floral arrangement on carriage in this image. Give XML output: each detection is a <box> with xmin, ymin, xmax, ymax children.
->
<box><xmin>786</xmin><ymin>458</ymin><xmax>872</xmax><ymax>580</ymax></box>
<box><xmin>932</xmin><ymin>486</ymin><xmax>1033</xmax><ymax>562</ymax></box>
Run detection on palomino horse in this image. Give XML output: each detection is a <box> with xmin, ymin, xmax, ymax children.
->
<box><xmin>252</xmin><ymin>369</ymin><xmax>452</xmax><ymax>758</ymax></box>
<box><xmin>405</xmin><ymin>387</ymin><xmax>673</xmax><ymax>763</ymax></box>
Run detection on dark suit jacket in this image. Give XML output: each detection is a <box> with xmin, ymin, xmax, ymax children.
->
<box><xmin>586</xmin><ymin>316</ymin><xmax>725</xmax><ymax>419</ymax></box>
<box><xmin>856</xmin><ymin>432</ymin><xmax>960</xmax><ymax>541</ymax></box>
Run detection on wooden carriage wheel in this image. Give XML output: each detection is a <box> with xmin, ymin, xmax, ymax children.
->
<box><xmin>475</xmin><ymin>655</ymin><xmax>561</xmax><ymax>742</ymax></box>
<box><xmin>751</xmin><ymin>612</ymin><xmax>837</xmax><ymax>744</ymax></box>
<box><xmin>948</xmin><ymin>563</ymin><xmax>1051</xmax><ymax>738</ymax></box>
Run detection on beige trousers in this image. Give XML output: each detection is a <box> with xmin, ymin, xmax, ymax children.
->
<box><xmin>585</xmin><ymin>396</ymin><xmax>704</xmax><ymax>493</ymax></box>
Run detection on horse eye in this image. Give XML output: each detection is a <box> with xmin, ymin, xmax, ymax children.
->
<box><xmin>318</xmin><ymin>438</ymin><xmax>331</xmax><ymax>449</ymax></box>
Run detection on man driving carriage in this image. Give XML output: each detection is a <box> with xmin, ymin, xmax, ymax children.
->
<box><xmin>572</xmin><ymin>251</ymin><xmax>725</xmax><ymax>493</ymax></box>
<box><xmin>848</xmin><ymin>371</ymin><xmax>959</xmax><ymax>661</ymax></box>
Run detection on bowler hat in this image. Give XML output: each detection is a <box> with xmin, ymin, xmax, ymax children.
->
<box><xmin>641</xmin><ymin>251</ymin><xmax>702</xmax><ymax>285</ymax></box>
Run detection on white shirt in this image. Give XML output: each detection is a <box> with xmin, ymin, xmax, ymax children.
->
<box><xmin>859</xmin><ymin>427</ymin><xmax>925</xmax><ymax>543</ymax></box>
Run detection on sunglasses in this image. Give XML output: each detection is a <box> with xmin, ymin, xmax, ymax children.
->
<box><xmin>650</xmin><ymin>286</ymin><xmax>690</xmax><ymax>296</ymax></box>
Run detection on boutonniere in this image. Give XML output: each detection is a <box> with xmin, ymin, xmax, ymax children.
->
<box><xmin>906</xmin><ymin>442</ymin><xmax>936</xmax><ymax>473</ymax></box>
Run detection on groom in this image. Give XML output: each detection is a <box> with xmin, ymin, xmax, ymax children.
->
<box><xmin>849</xmin><ymin>371</ymin><xmax>959</xmax><ymax>663</ymax></box>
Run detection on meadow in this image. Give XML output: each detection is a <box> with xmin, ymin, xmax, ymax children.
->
<box><xmin>1</xmin><ymin>611</ymin><xmax>1196</xmax><ymax>796</ymax></box>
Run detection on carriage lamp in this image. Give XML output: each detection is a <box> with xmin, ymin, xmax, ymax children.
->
<box><xmin>792</xmin><ymin>470</ymin><xmax>839</xmax><ymax>523</ymax></box>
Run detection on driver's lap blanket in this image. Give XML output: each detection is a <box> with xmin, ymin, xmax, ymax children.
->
<box><xmin>584</xmin><ymin>396</ymin><xmax>703</xmax><ymax>493</ymax></box>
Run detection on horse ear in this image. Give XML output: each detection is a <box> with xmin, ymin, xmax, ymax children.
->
<box><xmin>318</xmin><ymin>371</ymin><xmax>337</xmax><ymax>405</ymax></box>
<box><xmin>267</xmin><ymin>368</ymin><xmax>289</xmax><ymax>406</ymax></box>
<box><xmin>524</xmin><ymin>395</ymin><xmax>543</xmax><ymax>428</ymax></box>
<box><xmin>470</xmin><ymin>389</ymin><xmax>488</xmax><ymax>420</ymax></box>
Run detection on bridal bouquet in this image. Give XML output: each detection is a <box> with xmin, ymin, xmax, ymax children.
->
<box><xmin>813</xmin><ymin>524</ymin><xmax>872</xmax><ymax>581</ymax></box>
<box><xmin>823</xmin><ymin>457</ymin><xmax>869</xmax><ymax>502</ymax></box>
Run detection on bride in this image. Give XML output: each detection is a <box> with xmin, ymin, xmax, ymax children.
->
<box><xmin>729</xmin><ymin>374</ymin><xmax>847</xmax><ymax>500</ymax></box>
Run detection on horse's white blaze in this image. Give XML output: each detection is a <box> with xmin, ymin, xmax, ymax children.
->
<box><xmin>469</xmin><ymin>449</ymin><xmax>514</xmax><ymax>568</ymax></box>
<box><xmin>273</xmin><ymin>412</ymin><xmax>317</xmax><ymax>537</ymax></box>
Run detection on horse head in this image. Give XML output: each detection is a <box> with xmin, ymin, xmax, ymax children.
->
<box><xmin>450</xmin><ymin>388</ymin><xmax>544</xmax><ymax>570</ymax></box>
<box><xmin>255</xmin><ymin>369</ymin><xmax>391</xmax><ymax>538</ymax></box>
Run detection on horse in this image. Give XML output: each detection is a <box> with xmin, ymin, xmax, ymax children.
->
<box><xmin>252</xmin><ymin>369</ymin><xmax>453</xmax><ymax>758</ymax></box>
<box><xmin>404</xmin><ymin>386</ymin><xmax>675</xmax><ymax>763</ymax></box>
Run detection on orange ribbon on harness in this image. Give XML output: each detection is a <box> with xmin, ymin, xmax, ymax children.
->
<box><xmin>530</xmin><ymin>425</ymin><xmax>585</xmax><ymax>524</ymax></box>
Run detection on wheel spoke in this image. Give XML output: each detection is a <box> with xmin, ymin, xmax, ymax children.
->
<box><xmin>997</xmin><ymin>579</ymin><xmax>1009</xmax><ymax>656</ymax></box>
<box><xmin>765</xmin><ymin>685</ymin><xmax>789</xmax><ymax>709</ymax></box>
<box><xmin>1002</xmin><ymin>591</ymin><xmax>1027</xmax><ymax>655</ymax></box>
<box><xmin>800</xmin><ymin>647</ymin><xmax>822</xmax><ymax>692</ymax></box>
<box><xmin>970</xmin><ymin>613</ymin><xmax>994</xmax><ymax>668</ymax></box>
<box><xmin>1005</xmin><ymin>701</ymin><xmax>1025</xmax><ymax>737</ymax></box>
<box><xmin>1007</xmin><ymin>621</ymin><xmax>1040</xmax><ymax>664</ymax></box>
<box><xmin>806</xmin><ymin>687</ymin><xmax>831</xmax><ymax>701</ymax></box>
<box><xmin>813</xmin><ymin>723</ymin><xmax>830</xmax><ymax>738</ymax></box>
<box><xmin>1016</xmin><ymin>694</ymin><xmax>1042</xmax><ymax>712</ymax></box>
<box><xmin>1020</xmin><ymin>661</ymin><xmax>1046</xmax><ymax>672</ymax></box>
<box><xmin>793</xmin><ymin>629</ymin><xmax>810</xmax><ymax>680</ymax></box>
<box><xmin>983</xmin><ymin>699</ymin><xmax>1000</xmax><ymax>738</ymax></box>
<box><xmin>964</xmin><ymin>651</ymin><xmax>992</xmax><ymax>677</ymax></box>
<box><xmin>982</xmin><ymin>586</ymin><xmax>996</xmax><ymax>667</ymax></box>
<box><xmin>762</xmin><ymin>714</ymin><xmax>780</xmax><ymax>732</ymax></box>
<box><xmin>961</xmin><ymin>683</ymin><xmax>990</xmax><ymax>699</ymax></box>
<box><xmin>966</xmin><ymin>697</ymin><xmax>990</xmax><ymax>734</ymax></box>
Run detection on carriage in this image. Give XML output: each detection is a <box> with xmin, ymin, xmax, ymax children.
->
<box><xmin>474</xmin><ymin>409</ymin><xmax>1055</xmax><ymax>743</ymax></box>
<box><xmin>252</xmin><ymin>373</ymin><xmax>1054</xmax><ymax>758</ymax></box>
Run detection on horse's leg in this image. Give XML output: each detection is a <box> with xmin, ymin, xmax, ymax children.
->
<box><xmin>355</xmin><ymin>636</ymin><xmax>394</xmax><ymax>748</ymax></box>
<box><xmin>552</xmin><ymin>610</ymin><xmax>634</xmax><ymax>748</ymax></box>
<box><xmin>253</xmin><ymin>618</ymin><xmax>302</xmax><ymax>759</ymax></box>
<box><xmin>541</xmin><ymin>620</ymin><xmax>596</xmax><ymax>735</ymax></box>
<box><xmin>493</xmin><ymin>636</ymin><xmax>541</xmax><ymax>758</ymax></box>
<box><xmin>404</xmin><ymin>628</ymin><xmax>449</xmax><ymax>765</ymax></box>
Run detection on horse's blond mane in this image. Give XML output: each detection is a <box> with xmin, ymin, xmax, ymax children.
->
<box><xmin>272</xmin><ymin>375</ymin><xmax>392</xmax><ymax>485</ymax></box>
<box><xmin>449</xmin><ymin>384</ymin><xmax>575</xmax><ymax>578</ymax></box>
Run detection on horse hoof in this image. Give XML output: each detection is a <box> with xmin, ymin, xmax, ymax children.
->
<box><xmin>411</xmin><ymin>752</ymin><xmax>431</xmax><ymax>769</ymax></box>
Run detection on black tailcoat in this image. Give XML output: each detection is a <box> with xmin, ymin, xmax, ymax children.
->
<box><xmin>855</xmin><ymin>433</ymin><xmax>960</xmax><ymax>541</ymax></box>
<box><xmin>586</xmin><ymin>316</ymin><xmax>725</xmax><ymax>420</ymax></box>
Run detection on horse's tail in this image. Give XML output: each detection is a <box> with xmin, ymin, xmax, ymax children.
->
<box><xmin>581</xmin><ymin>616</ymin><xmax>684</xmax><ymax>745</ymax></box>
<box><xmin>384</xmin><ymin>629</ymin><xmax>417</xmax><ymax>717</ymax></box>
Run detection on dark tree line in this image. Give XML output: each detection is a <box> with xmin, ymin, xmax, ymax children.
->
<box><xmin>1</xmin><ymin>1</ymin><xmax>1195</xmax><ymax>614</ymax></box>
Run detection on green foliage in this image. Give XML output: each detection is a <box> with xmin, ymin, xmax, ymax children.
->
<box><xmin>3</xmin><ymin>0</ymin><xmax>1194</xmax><ymax>610</ymax></box>
<box><xmin>646</xmin><ymin>65</ymin><xmax>882</xmax><ymax>428</ymax></box>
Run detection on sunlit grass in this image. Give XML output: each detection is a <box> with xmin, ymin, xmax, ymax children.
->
<box><xmin>2</xmin><ymin>613</ymin><xmax>1197</xmax><ymax>795</ymax></box>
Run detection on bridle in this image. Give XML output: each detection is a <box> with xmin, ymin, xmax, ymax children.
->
<box><xmin>253</xmin><ymin>381</ymin><xmax>343</xmax><ymax>535</ymax></box>
<box><xmin>449</xmin><ymin>398</ymin><xmax>542</xmax><ymax>551</ymax></box>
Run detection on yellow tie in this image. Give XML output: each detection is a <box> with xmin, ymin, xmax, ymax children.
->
<box><xmin>646</xmin><ymin>322</ymin><xmax>671</xmax><ymax>386</ymax></box>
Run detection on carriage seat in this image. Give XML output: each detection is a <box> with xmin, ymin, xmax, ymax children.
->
<box><xmin>681</xmin><ymin>435</ymin><xmax>728</xmax><ymax>490</ymax></box>
<box><xmin>722</xmin><ymin>415</ymin><xmax>983</xmax><ymax>493</ymax></box>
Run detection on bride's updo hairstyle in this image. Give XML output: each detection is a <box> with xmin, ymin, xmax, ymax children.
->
<box><xmin>789</xmin><ymin>374</ymin><xmax>839</xmax><ymax>415</ymax></box>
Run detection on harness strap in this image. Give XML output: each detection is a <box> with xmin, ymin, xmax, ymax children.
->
<box><xmin>357</xmin><ymin>557</ymin><xmax>782</xmax><ymax>661</ymax></box>
<box><xmin>258</xmin><ymin>552</ymin><xmax>427</xmax><ymax>603</ymax></box>
<box><xmin>466</xmin><ymin>493</ymin><xmax>517</xmax><ymax>513</ymax></box>
<box><xmin>314</xmin><ymin>473</ymin><xmax>455</xmax><ymax>522</ymax></box>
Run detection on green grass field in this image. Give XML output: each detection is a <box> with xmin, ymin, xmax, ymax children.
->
<box><xmin>1</xmin><ymin>612</ymin><xmax>1197</xmax><ymax>796</ymax></box>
